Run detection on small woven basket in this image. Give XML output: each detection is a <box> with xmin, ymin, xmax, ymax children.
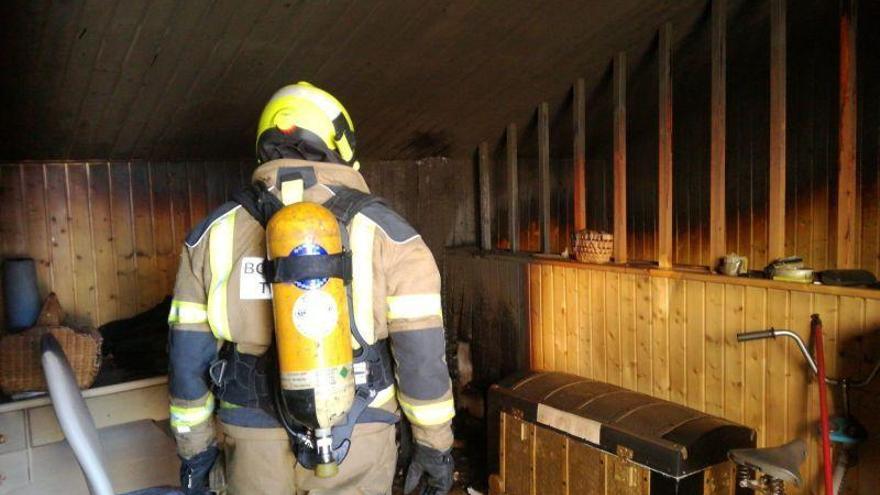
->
<box><xmin>571</xmin><ymin>230</ymin><xmax>614</xmax><ymax>264</ymax></box>
<box><xmin>0</xmin><ymin>325</ymin><xmax>102</xmax><ymax>394</ymax></box>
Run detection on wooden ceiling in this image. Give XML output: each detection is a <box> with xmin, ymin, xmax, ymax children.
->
<box><xmin>0</xmin><ymin>0</ymin><xmax>711</xmax><ymax>161</ymax></box>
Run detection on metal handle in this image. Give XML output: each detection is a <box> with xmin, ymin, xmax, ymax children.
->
<box><xmin>739</xmin><ymin>328</ymin><xmax>880</xmax><ymax>389</ymax></box>
<box><xmin>742</xmin><ymin>329</ymin><xmax>841</xmax><ymax>386</ymax></box>
<box><xmin>736</xmin><ymin>330</ymin><xmax>777</xmax><ymax>342</ymax></box>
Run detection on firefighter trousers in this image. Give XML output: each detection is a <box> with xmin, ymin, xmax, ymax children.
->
<box><xmin>218</xmin><ymin>420</ymin><xmax>397</xmax><ymax>495</ymax></box>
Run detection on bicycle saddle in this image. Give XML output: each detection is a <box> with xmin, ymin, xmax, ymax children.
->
<box><xmin>728</xmin><ymin>439</ymin><xmax>807</xmax><ymax>487</ymax></box>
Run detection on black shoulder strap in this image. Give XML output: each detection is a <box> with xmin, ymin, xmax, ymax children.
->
<box><xmin>231</xmin><ymin>182</ymin><xmax>283</xmax><ymax>228</ymax></box>
<box><xmin>322</xmin><ymin>187</ymin><xmax>386</xmax><ymax>225</ymax></box>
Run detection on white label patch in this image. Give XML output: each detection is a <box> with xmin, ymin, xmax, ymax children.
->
<box><xmin>292</xmin><ymin>291</ymin><xmax>338</xmax><ymax>340</ymax></box>
<box><xmin>239</xmin><ymin>257</ymin><xmax>273</xmax><ymax>300</ymax></box>
<box><xmin>536</xmin><ymin>403</ymin><xmax>601</xmax><ymax>444</ymax></box>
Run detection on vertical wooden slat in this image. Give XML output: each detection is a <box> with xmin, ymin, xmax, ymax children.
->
<box><xmin>573</xmin><ymin>79</ymin><xmax>587</xmax><ymax>231</ymax></box>
<box><xmin>538</xmin><ymin>102</ymin><xmax>551</xmax><ymax>254</ymax></box>
<box><xmin>765</xmin><ymin>289</ymin><xmax>789</xmax><ymax>448</ymax></box>
<box><xmin>768</xmin><ymin>0</ymin><xmax>787</xmax><ymax>262</ymax></box>
<box><xmin>169</xmin><ymin>164</ymin><xmax>190</xmax><ymax>252</ymax></box>
<box><xmin>744</xmin><ymin>287</ymin><xmax>767</xmax><ymax>446</ymax></box>
<box><xmin>0</xmin><ymin>165</ymin><xmax>26</xmax><ymax>257</ymax></box>
<box><xmin>613</xmin><ymin>52</ymin><xmax>628</xmax><ymax>263</ymax></box>
<box><xmin>507</xmin><ymin>124</ymin><xmax>519</xmax><ymax>253</ymax></box>
<box><xmin>151</xmin><ymin>162</ymin><xmax>175</xmax><ymax>301</ymax></box>
<box><xmin>22</xmin><ymin>165</ymin><xmax>52</xmax><ymax>300</ymax></box>
<box><xmin>709</xmin><ymin>0</ymin><xmax>727</xmax><ymax>269</ymax></box>
<box><xmin>836</xmin><ymin>0</ymin><xmax>857</xmax><ymax>268</ymax></box>
<box><xmin>723</xmin><ymin>284</ymin><xmax>745</xmax><ymax>422</ymax></box>
<box><xmin>69</xmin><ymin>164</ymin><xmax>98</xmax><ymax>327</ymax></box>
<box><xmin>223</xmin><ymin>161</ymin><xmax>242</xmax><ymax>201</ymax></box>
<box><xmin>635</xmin><ymin>275</ymin><xmax>652</xmax><ymax>395</ymax></box>
<box><xmin>517</xmin><ymin>264</ymin><xmax>531</xmax><ymax>372</ymax></box>
<box><xmin>0</xmin><ymin>165</ymin><xmax>25</xmax><ymax>330</ymax></box>
<box><xmin>110</xmin><ymin>162</ymin><xmax>139</xmax><ymax>317</ymax></box>
<box><xmin>540</xmin><ymin>265</ymin><xmax>555</xmax><ymax>370</ymax></box>
<box><xmin>88</xmin><ymin>163</ymin><xmax>117</xmax><ymax>325</ymax></box>
<box><xmin>651</xmin><ymin>277</ymin><xmax>670</xmax><ymax>399</ymax></box>
<box><xmin>658</xmin><ymin>23</ymin><xmax>674</xmax><ymax>269</ymax></box>
<box><xmin>668</xmin><ymin>279</ymin><xmax>687</xmax><ymax>405</ymax></box>
<box><xmin>479</xmin><ymin>141</ymin><xmax>493</xmax><ymax>251</ymax></box>
<box><xmin>205</xmin><ymin>161</ymin><xmax>225</xmax><ymax>211</ymax></box>
<box><xmin>529</xmin><ymin>264</ymin><xmax>543</xmax><ymax>368</ymax></box>
<box><xmin>576</xmin><ymin>270</ymin><xmax>591</xmax><ymax>378</ymax></box>
<box><xmin>564</xmin><ymin>267</ymin><xmax>580</xmax><ymax>374</ymax></box>
<box><xmin>187</xmin><ymin>161</ymin><xmax>208</xmax><ymax>227</ymax></box>
<box><xmin>619</xmin><ymin>274</ymin><xmax>637</xmax><ymax>389</ymax></box>
<box><xmin>685</xmin><ymin>280</ymin><xmax>706</xmax><ymax>411</ymax></box>
<box><xmin>46</xmin><ymin>164</ymin><xmax>76</xmax><ymax>318</ymax></box>
<box><xmin>704</xmin><ymin>282</ymin><xmax>724</xmax><ymax>416</ymax></box>
<box><xmin>604</xmin><ymin>272</ymin><xmax>622</xmax><ymax>385</ymax></box>
<box><xmin>130</xmin><ymin>162</ymin><xmax>158</xmax><ymax>312</ymax></box>
<box><xmin>590</xmin><ymin>271</ymin><xmax>607</xmax><ymax>381</ymax></box>
<box><xmin>552</xmin><ymin>266</ymin><xmax>567</xmax><ymax>369</ymax></box>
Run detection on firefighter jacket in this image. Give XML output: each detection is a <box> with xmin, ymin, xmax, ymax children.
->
<box><xmin>167</xmin><ymin>159</ymin><xmax>454</xmax><ymax>459</ymax></box>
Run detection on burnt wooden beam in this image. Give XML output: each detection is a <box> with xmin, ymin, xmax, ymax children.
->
<box><xmin>538</xmin><ymin>102</ymin><xmax>552</xmax><ymax>253</ymax></box>
<box><xmin>507</xmin><ymin>123</ymin><xmax>520</xmax><ymax>252</ymax></box>
<box><xmin>573</xmin><ymin>79</ymin><xmax>587</xmax><ymax>232</ymax></box>
<box><xmin>478</xmin><ymin>141</ymin><xmax>492</xmax><ymax>251</ymax></box>
<box><xmin>768</xmin><ymin>0</ymin><xmax>787</xmax><ymax>262</ymax></box>
<box><xmin>658</xmin><ymin>23</ymin><xmax>674</xmax><ymax>269</ymax></box>
<box><xmin>709</xmin><ymin>0</ymin><xmax>727</xmax><ymax>269</ymax></box>
<box><xmin>613</xmin><ymin>52</ymin><xmax>628</xmax><ymax>264</ymax></box>
<box><xmin>836</xmin><ymin>0</ymin><xmax>857</xmax><ymax>268</ymax></box>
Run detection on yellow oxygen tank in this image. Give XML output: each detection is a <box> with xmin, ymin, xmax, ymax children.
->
<box><xmin>266</xmin><ymin>202</ymin><xmax>355</xmax><ymax>478</ymax></box>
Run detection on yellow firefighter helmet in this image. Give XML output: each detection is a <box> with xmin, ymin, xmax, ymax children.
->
<box><xmin>256</xmin><ymin>82</ymin><xmax>358</xmax><ymax>168</ymax></box>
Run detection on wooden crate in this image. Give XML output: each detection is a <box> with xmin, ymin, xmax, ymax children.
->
<box><xmin>488</xmin><ymin>372</ymin><xmax>755</xmax><ymax>495</ymax></box>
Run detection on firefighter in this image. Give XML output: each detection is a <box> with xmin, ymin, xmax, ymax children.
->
<box><xmin>167</xmin><ymin>82</ymin><xmax>455</xmax><ymax>495</ymax></box>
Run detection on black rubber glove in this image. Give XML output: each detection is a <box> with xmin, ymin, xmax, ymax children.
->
<box><xmin>180</xmin><ymin>445</ymin><xmax>219</xmax><ymax>495</ymax></box>
<box><xmin>403</xmin><ymin>444</ymin><xmax>454</xmax><ymax>495</ymax></box>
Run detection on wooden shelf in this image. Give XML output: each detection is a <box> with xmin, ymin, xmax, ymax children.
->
<box><xmin>450</xmin><ymin>248</ymin><xmax>880</xmax><ymax>300</ymax></box>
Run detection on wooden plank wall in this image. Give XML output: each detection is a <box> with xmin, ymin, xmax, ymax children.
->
<box><xmin>0</xmin><ymin>158</ymin><xmax>474</xmax><ymax>332</ymax></box>
<box><xmin>526</xmin><ymin>258</ymin><xmax>880</xmax><ymax>495</ymax></box>
<box><xmin>0</xmin><ymin>160</ymin><xmax>251</xmax><ymax>330</ymax></box>
<box><xmin>447</xmin><ymin>248</ymin><xmax>880</xmax><ymax>492</ymax></box>
<box><xmin>359</xmin><ymin>157</ymin><xmax>475</xmax><ymax>271</ymax></box>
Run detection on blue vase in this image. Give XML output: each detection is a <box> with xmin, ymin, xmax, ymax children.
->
<box><xmin>3</xmin><ymin>257</ymin><xmax>41</xmax><ymax>332</ymax></box>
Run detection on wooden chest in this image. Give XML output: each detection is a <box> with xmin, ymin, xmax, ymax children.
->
<box><xmin>488</xmin><ymin>372</ymin><xmax>756</xmax><ymax>495</ymax></box>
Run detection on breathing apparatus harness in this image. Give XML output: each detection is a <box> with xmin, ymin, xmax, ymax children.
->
<box><xmin>208</xmin><ymin>181</ymin><xmax>397</xmax><ymax>469</ymax></box>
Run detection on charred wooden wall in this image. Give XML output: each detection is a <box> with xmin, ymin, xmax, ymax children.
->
<box><xmin>487</xmin><ymin>0</ymin><xmax>880</xmax><ymax>273</ymax></box>
<box><xmin>0</xmin><ymin>158</ymin><xmax>472</xmax><ymax>330</ymax></box>
<box><xmin>445</xmin><ymin>249</ymin><xmax>880</xmax><ymax>494</ymax></box>
<box><xmin>443</xmin><ymin>250</ymin><xmax>529</xmax><ymax>388</ymax></box>
<box><xmin>360</xmin><ymin>157</ymin><xmax>475</xmax><ymax>270</ymax></box>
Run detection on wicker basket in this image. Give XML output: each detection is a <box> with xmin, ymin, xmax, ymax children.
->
<box><xmin>571</xmin><ymin>230</ymin><xmax>614</xmax><ymax>264</ymax></box>
<box><xmin>0</xmin><ymin>325</ymin><xmax>102</xmax><ymax>394</ymax></box>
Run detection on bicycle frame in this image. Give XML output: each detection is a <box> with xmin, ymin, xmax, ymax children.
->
<box><xmin>737</xmin><ymin>324</ymin><xmax>878</xmax><ymax>494</ymax></box>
